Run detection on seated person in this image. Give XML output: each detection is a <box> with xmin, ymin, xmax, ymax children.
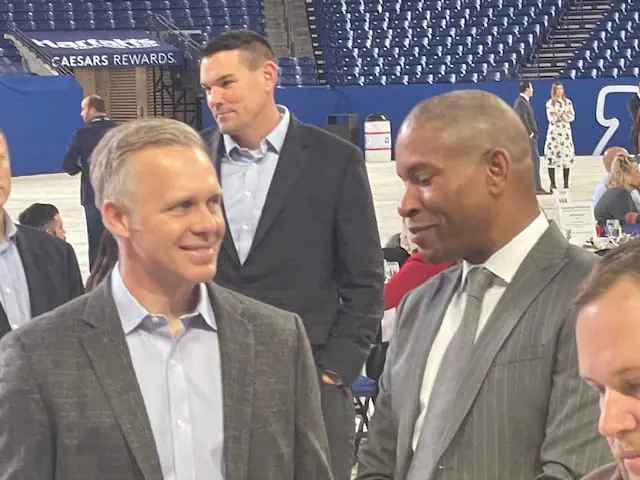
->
<box><xmin>18</xmin><ymin>203</ymin><xmax>66</xmax><ymax>240</ymax></box>
<box><xmin>594</xmin><ymin>154</ymin><xmax>640</xmax><ymax>227</ymax></box>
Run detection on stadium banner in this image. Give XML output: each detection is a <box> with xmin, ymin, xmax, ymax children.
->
<box><xmin>214</xmin><ymin>77</ymin><xmax>640</xmax><ymax>157</ymax></box>
<box><xmin>25</xmin><ymin>30</ymin><xmax>184</xmax><ymax>68</ymax></box>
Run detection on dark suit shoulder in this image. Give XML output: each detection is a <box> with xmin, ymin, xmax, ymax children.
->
<box><xmin>200</xmin><ymin>125</ymin><xmax>218</xmax><ymax>143</ymax></box>
<box><xmin>296</xmin><ymin>121</ymin><xmax>363</xmax><ymax>160</ymax></box>
<box><xmin>16</xmin><ymin>224</ymin><xmax>74</xmax><ymax>256</ymax></box>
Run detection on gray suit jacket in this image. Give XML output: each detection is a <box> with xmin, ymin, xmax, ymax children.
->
<box><xmin>201</xmin><ymin>116</ymin><xmax>384</xmax><ymax>385</ymax></box>
<box><xmin>514</xmin><ymin>95</ymin><xmax>539</xmax><ymax>138</ymax></box>
<box><xmin>356</xmin><ymin>223</ymin><xmax>611</xmax><ymax>480</ymax></box>
<box><xmin>0</xmin><ymin>277</ymin><xmax>333</xmax><ymax>480</ymax></box>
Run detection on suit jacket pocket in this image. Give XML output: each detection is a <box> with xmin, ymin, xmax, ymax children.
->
<box><xmin>493</xmin><ymin>344</ymin><xmax>549</xmax><ymax>365</ymax></box>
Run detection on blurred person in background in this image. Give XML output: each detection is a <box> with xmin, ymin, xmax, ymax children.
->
<box><xmin>18</xmin><ymin>202</ymin><xmax>66</xmax><ymax>240</ymax></box>
<box><xmin>576</xmin><ymin>238</ymin><xmax>640</xmax><ymax>480</ymax></box>
<box><xmin>544</xmin><ymin>82</ymin><xmax>575</xmax><ymax>190</ymax></box>
<box><xmin>0</xmin><ymin>129</ymin><xmax>83</xmax><ymax>338</ymax></box>
<box><xmin>62</xmin><ymin>94</ymin><xmax>117</xmax><ymax>270</ymax></box>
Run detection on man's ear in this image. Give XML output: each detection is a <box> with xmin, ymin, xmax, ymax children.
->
<box><xmin>101</xmin><ymin>200</ymin><xmax>133</xmax><ymax>239</ymax></box>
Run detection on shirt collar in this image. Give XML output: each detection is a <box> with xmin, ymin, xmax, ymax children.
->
<box><xmin>110</xmin><ymin>263</ymin><xmax>216</xmax><ymax>335</ymax></box>
<box><xmin>520</xmin><ymin>93</ymin><xmax>530</xmax><ymax>102</ymax></box>
<box><xmin>461</xmin><ymin>212</ymin><xmax>548</xmax><ymax>289</ymax></box>
<box><xmin>1</xmin><ymin>210</ymin><xmax>17</xmax><ymax>241</ymax></box>
<box><xmin>222</xmin><ymin>105</ymin><xmax>290</xmax><ymax>159</ymax></box>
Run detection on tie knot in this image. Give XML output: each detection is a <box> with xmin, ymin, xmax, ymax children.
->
<box><xmin>466</xmin><ymin>267</ymin><xmax>495</xmax><ymax>300</ymax></box>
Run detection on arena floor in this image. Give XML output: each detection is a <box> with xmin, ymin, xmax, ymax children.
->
<box><xmin>6</xmin><ymin>155</ymin><xmax>605</xmax><ymax>280</ymax></box>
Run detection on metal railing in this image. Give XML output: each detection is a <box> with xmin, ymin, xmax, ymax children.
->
<box><xmin>282</xmin><ymin>0</ymin><xmax>297</xmax><ymax>56</ymax></box>
<box><xmin>8</xmin><ymin>25</ymin><xmax>73</xmax><ymax>75</ymax></box>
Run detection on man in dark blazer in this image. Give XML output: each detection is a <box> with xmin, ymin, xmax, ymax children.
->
<box><xmin>0</xmin><ymin>129</ymin><xmax>83</xmax><ymax>339</ymax></box>
<box><xmin>200</xmin><ymin>31</ymin><xmax>384</xmax><ymax>480</ymax></box>
<box><xmin>0</xmin><ymin>118</ymin><xmax>333</xmax><ymax>479</ymax></box>
<box><xmin>514</xmin><ymin>80</ymin><xmax>550</xmax><ymax>195</ymax></box>
<box><xmin>356</xmin><ymin>91</ymin><xmax>610</xmax><ymax>479</ymax></box>
<box><xmin>62</xmin><ymin>94</ymin><xmax>117</xmax><ymax>269</ymax></box>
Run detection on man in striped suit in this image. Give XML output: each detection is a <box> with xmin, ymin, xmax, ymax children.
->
<box><xmin>356</xmin><ymin>90</ymin><xmax>611</xmax><ymax>479</ymax></box>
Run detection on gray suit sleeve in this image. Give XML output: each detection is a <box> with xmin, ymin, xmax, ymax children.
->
<box><xmin>537</xmin><ymin>311</ymin><xmax>611</xmax><ymax>479</ymax></box>
<box><xmin>0</xmin><ymin>332</ymin><xmax>54</xmax><ymax>479</ymax></box>
<box><xmin>293</xmin><ymin>314</ymin><xmax>334</xmax><ymax>479</ymax></box>
<box><xmin>317</xmin><ymin>148</ymin><xmax>385</xmax><ymax>385</ymax></box>
<box><xmin>355</xmin><ymin>297</ymin><xmax>407</xmax><ymax>480</ymax></box>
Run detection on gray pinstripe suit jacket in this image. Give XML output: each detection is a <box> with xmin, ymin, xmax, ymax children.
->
<box><xmin>356</xmin><ymin>222</ymin><xmax>611</xmax><ymax>480</ymax></box>
<box><xmin>0</xmin><ymin>277</ymin><xmax>333</xmax><ymax>480</ymax></box>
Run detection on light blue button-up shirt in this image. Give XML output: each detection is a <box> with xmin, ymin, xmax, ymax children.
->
<box><xmin>111</xmin><ymin>266</ymin><xmax>224</xmax><ymax>480</ymax></box>
<box><xmin>592</xmin><ymin>172</ymin><xmax>640</xmax><ymax>210</ymax></box>
<box><xmin>221</xmin><ymin>105</ymin><xmax>290</xmax><ymax>264</ymax></box>
<box><xmin>0</xmin><ymin>211</ymin><xmax>31</xmax><ymax>330</ymax></box>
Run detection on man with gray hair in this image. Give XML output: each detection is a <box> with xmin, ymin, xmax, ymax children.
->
<box><xmin>0</xmin><ymin>118</ymin><xmax>333</xmax><ymax>479</ymax></box>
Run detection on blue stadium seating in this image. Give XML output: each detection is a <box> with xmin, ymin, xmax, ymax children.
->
<box><xmin>560</xmin><ymin>0</ymin><xmax>639</xmax><ymax>79</ymax></box>
<box><xmin>316</xmin><ymin>0</ymin><xmax>572</xmax><ymax>84</ymax></box>
<box><xmin>0</xmin><ymin>0</ymin><xmax>322</xmax><ymax>81</ymax></box>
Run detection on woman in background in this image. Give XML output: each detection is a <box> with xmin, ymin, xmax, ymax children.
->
<box><xmin>594</xmin><ymin>154</ymin><xmax>640</xmax><ymax>227</ymax></box>
<box><xmin>544</xmin><ymin>82</ymin><xmax>576</xmax><ymax>190</ymax></box>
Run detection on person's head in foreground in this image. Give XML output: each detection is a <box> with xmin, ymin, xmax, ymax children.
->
<box><xmin>18</xmin><ymin>203</ymin><xmax>66</xmax><ymax>240</ymax></box>
<box><xmin>395</xmin><ymin>89</ymin><xmax>539</xmax><ymax>265</ymax></box>
<box><xmin>576</xmin><ymin>237</ymin><xmax>640</xmax><ymax>480</ymax></box>
<box><xmin>604</xmin><ymin>147</ymin><xmax>630</xmax><ymax>174</ymax></box>
<box><xmin>90</xmin><ymin>117</ymin><xmax>225</xmax><ymax>298</ymax></box>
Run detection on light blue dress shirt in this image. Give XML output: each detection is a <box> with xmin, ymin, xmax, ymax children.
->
<box><xmin>592</xmin><ymin>172</ymin><xmax>640</xmax><ymax>210</ymax></box>
<box><xmin>0</xmin><ymin>211</ymin><xmax>31</xmax><ymax>330</ymax></box>
<box><xmin>221</xmin><ymin>105</ymin><xmax>290</xmax><ymax>264</ymax></box>
<box><xmin>111</xmin><ymin>266</ymin><xmax>224</xmax><ymax>480</ymax></box>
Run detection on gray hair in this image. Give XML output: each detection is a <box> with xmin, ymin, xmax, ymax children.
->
<box><xmin>90</xmin><ymin>118</ymin><xmax>207</xmax><ymax>208</ymax></box>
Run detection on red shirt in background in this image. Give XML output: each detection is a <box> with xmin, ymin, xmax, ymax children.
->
<box><xmin>384</xmin><ymin>251</ymin><xmax>451</xmax><ymax>310</ymax></box>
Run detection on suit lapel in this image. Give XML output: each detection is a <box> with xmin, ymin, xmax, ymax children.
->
<box><xmin>14</xmin><ymin>226</ymin><xmax>49</xmax><ymax>318</ymax></box>
<box><xmin>249</xmin><ymin>117</ymin><xmax>309</xmax><ymax>256</ymax></box>
<box><xmin>0</xmin><ymin>303</ymin><xmax>9</xmax><ymax>338</ymax></box>
<box><xmin>209</xmin><ymin>284</ymin><xmax>255</xmax><ymax>480</ymax></box>
<box><xmin>397</xmin><ymin>266</ymin><xmax>462</xmax><ymax>478</ymax></box>
<box><xmin>79</xmin><ymin>279</ymin><xmax>163</xmax><ymax>480</ymax></box>
<box><xmin>432</xmin><ymin>223</ymin><xmax>568</xmax><ymax>464</ymax></box>
<box><xmin>207</xmin><ymin>130</ymin><xmax>241</xmax><ymax>265</ymax></box>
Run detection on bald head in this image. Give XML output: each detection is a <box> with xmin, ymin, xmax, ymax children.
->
<box><xmin>401</xmin><ymin>90</ymin><xmax>532</xmax><ymax>166</ymax></box>
<box><xmin>603</xmin><ymin>146</ymin><xmax>629</xmax><ymax>173</ymax></box>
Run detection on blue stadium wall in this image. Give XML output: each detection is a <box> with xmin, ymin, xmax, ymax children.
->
<box><xmin>2</xmin><ymin>74</ymin><xmax>639</xmax><ymax>176</ymax></box>
<box><xmin>0</xmin><ymin>75</ymin><xmax>83</xmax><ymax>176</ymax></box>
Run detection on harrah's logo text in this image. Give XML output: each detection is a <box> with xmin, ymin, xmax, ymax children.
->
<box><xmin>32</xmin><ymin>38</ymin><xmax>160</xmax><ymax>50</ymax></box>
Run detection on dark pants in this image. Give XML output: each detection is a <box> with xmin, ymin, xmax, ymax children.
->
<box><xmin>84</xmin><ymin>203</ymin><xmax>104</xmax><ymax>271</ymax></box>
<box><xmin>320</xmin><ymin>383</ymin><xmax>355</xmax><ymax>480</ymax></box>
<box><xmin>531</xmin><ymin>137</ymin><xmax>542</xmax><ymax>190</ymax></box>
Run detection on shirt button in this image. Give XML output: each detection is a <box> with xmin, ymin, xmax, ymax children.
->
<box><xmin>244</xmin><ymin>191</ymin><xmax>252</xmax><ymax>197</ymax></box>
<box><xmin>10</xmin><ymin>324</ymin><xmax>18</xmax><ymax>330</ymax></box>
<box><xmin>176</xmin><ymin>419</ymin><xmax>186</xmax><ymax>429</ymax></box>
<box><xmin>5</xmin><ymin>288</ymin><xmax>11</xmax><ymax>294</ymax></box>
<box><xmin>242</xmin><ymin>224</ymin><xmax>250</xmax><ymax>230</ymax></box>
<box><xmin>170</xmin><ymin>359</ymin><xmax>178</xmax><ymax>368</ymax></box>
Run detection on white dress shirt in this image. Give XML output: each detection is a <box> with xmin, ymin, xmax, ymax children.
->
<box><xmin>412</xmin><ymin>213</ymin><xmax>549</xmax><ymax>449</ymax></box>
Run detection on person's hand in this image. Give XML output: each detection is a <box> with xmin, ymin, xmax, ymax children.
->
<box><xmin>321</xmin><ymin>372</ymin><xmax>343</xmax><ymax>385</ymax></box>
<box><xmin>624</xmin><ymin>212</ymin><xmax>638</xmax><ymax>224</ymax></box>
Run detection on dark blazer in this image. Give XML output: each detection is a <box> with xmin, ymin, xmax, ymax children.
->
<box><xmin>513</xmin><ymin>95</ymin><xmax>538</xmax><ymax>138</ymax></box>
<box><xmin>202</xmin><ymin>116</ymin><xmax>384</xmax><ymax>385</ymax></box>
<box><xmin>0</xmin><ymin>279</ymin><xmax>333</xmax><ymax>480</ymax></box>
<box><xmin>594</xmin><ymin>186</ymin><xmax>638</xmax><ymax>226</ymax></box>
<box><xmin>357</xmin><ymin>223</ymin><xmax>611</xmax><ymax>479</ymax></box>
<box><xmin>62</xmin><ymin>116</ymin><xmax>117</xmax><ymax>206</ymax></box>
<box><xmin>0</xmin><ymin>224</ymin><xmax>83</xmax><ymax>338</ymax></box>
